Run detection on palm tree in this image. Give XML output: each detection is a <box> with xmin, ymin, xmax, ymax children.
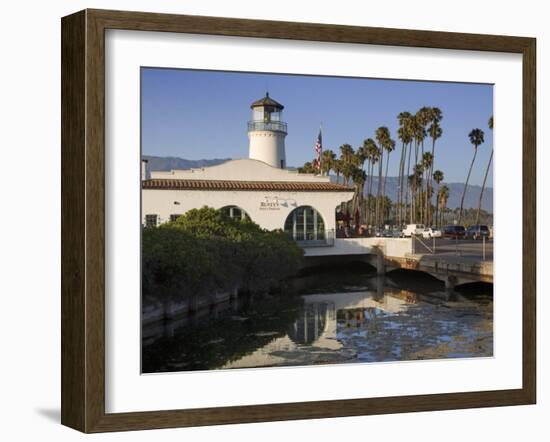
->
<box><xmin>320</xmin><ymin>149</ymin><xmax>336</xmax><ymax>177</ymax></box>
<box><xmin>422</xmin><ymin>152</ymin><xmax>433</xmax><ymax>224</ymax></box>
<box><xmin>354</xmin><ymin>146</ymin><xmax>368</xmax><ymax>223</ymax></box>
<box><xmin>412</xmin><ymin>163</ymin><xmax>424</xmax><ymax>222</ymax></box>
<box><xmin>364</xmin><ymin>138</ymin><xmax>379</xmax><ymax>226</ymax></box>
<box><xmin>332</xmin><ymin>158</ymin><xmax>343</xmax><ymax>184</ymax></box>
<box><xmin>475</xmin><ymin>117</ymin><xmax>494</xmax><ymax>225</ymax></box>
<box><xmin>375</xmin><ymin>127</ymin><xmax>391</xmax><ymax>227</ymax></box>
<box><xmin>427</xmin><ymin>108</ymin><xmax>442</xmax><ymax>224</ymax></box>
<box><xmin>404</xmin><ymin>117</ymin><xmax>416</xmax><ymax>223</ymax></box>
<box><xmin>350</xmin><ymin>165</ymin><xmax>367</xmax><ymax>218</ymax></box>
<box><xmin>433</xmin><ymin>170</ymin><xmax>444</xmax><ymax>227</ymax></box>
<box><xmin>382</xmin><ymin>138</ymin><xmax>396</xmax><ymax>226</ymax></box>
<box><xmin>416</xmin><ymin>107</ymin><xmax>431</xmax><ymax>160</ymax></box>
<box><xmin>405</xmin><ymin>115</ymin><xmax>425</xmax><ymax>223</ymax></box>
<box><xmin>459</xmin><ymin>128</ymin><xmax>485</xmax><ymax>223</ymax></box>
<box><xmin>397</xmin><ymin>112</ymin><xmax>413</xmax><ymax>226</ymax></box>
<box><xmin>412</xmin><ymin>117</ymin><xmax>427</xmax><ymax>223</ymax></box>
<box><xmin>356</xmin><ymin>143</ymin><xmax>368</xmax><ymax>171</ymax></box>
<box><xmin>438</xmin><ymin>185</ymin><xmax>450</xmax><ymax>226</ymax></box>
<box><xmin>339</xmin><ymin>144</ymin><xmax>356</xmax><ymax>184</ymax></box>
<box><xmin>298</xmin><ymin>161</ymin><xmax>316</xmax><ymax>174</ymax></box>
<box><xmin>407</xmin><ymin>172</ymin><xmax>418</xmax><ymax>223</ymax></box>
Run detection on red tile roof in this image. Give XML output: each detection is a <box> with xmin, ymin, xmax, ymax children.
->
<box><xmin>142</xmin><ymin>179</ymin><xmax>354</xmax><ymax>192</ymax></box>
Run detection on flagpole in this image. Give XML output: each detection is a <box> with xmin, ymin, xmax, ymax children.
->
<box><xmin>318</xmin><ymin>122</ymin><xmax>323</xmax><ymax>175</ymax></box>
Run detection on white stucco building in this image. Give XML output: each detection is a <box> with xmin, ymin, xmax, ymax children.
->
<box><xmin>142</xmin><ymin>93</ymin><xmax>354</xmax><ymax>245</ymax></box>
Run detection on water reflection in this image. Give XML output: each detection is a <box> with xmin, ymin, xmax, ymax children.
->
<box><xmin>142</xmin><ymin>276</ymin><xmax>493</xmax><ymax>373</ymax></box>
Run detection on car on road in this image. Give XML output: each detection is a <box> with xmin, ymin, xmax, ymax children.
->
<box><xmin>422</xmin><ymin>227</ymin><xmax>442</xmax><ymax>239</ymax></box>
<box><xmin>442</xmin><ymin>225</ymin><xmax>466</xmax><ymax>239</ymax></box>
<box><xmin>465</xmin><ymin>224</ymin><xmax>490</xmax><ymax>240</ymax></box>
<box><xmin>402</xmin><ymin>224</ymin><xmax>425</xmax><ymax>237</ymax></box>
<box><xmin>382</xmin><ymin>228</ymin><xmax>404</xmax><ymax>238</ymax></box>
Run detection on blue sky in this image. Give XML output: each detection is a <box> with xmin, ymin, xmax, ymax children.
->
<box><xmin>141</xmin><ymin>68</ymin><xmax>493</xmax><ymax>186</ymax></box>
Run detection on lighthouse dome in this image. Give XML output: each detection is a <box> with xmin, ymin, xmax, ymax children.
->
<box><xmin>250</xmin><ymin>92</ymin><xmax>284</xmax><ymax>110</ymax></box>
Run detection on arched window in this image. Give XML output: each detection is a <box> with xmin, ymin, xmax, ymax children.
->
<box><xmin>284</xmin><ymin>206</ymin><xmax>325</xmax><ymax>242</ymax></box>
<box><xmin>220</xmin><ymin>205</ymin><xmax>250</xmax><ymax>221</ymax></box>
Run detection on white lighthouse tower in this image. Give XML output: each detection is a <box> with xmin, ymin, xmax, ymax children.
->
<box><xmin>248</xmin><ymin>92</ymin><xmax>287</xmax><ymax>169</ymax></box>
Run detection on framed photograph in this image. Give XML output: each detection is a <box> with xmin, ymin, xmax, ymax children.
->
<box><xmin>61</xmin><ymin>9</ymin><xmax>536</xmax><ymax>433</ymax></box>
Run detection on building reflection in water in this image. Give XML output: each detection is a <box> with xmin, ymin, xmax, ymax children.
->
<box><xmin>143</xmin><ymin>275</ymin><xmax>493</xmax><ymax>372</ymax></box>
<box><xmin>288</xmin><ymin>302</ymin><xmax>331</xmax><ymax>345</ymax></box>
<box><xmin>221</xmin><ymin>277</ymin><xmax>427</xmax><ymax>369</ymax></box>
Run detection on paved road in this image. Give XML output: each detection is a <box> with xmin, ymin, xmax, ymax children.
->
<box><xmin>412</xmin><ymin>237</ymin><xmax>493</xmax><ymax>261</ymax></box>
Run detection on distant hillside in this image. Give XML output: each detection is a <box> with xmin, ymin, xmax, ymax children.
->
<box><xmin>143</xmin><ymin>156</ymin><xmax>492</xmax><ymax>212</ymax></box>
<box><xmin>142</xmin><ymin>156</ymin><xmax>230</xmax><ymax>176</ymax></box>
<box><xmin>356</xmin><ymin>176</ymin><xmax>493</xmax><ymax>212</ymax></box>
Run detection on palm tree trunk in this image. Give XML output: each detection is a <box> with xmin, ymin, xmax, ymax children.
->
<box><xmin>397</xmin><ymin>142</ymin><xmax>405</xmax><ymax>226</ymax></box>
<box><xmin>406</xmin><ymin>142</ymin><xmax>412</xmax><ymax>223</ymax></box>
<box><xmin>434</xmin><ymin>184</ymin><xmax>439</xmax><ymax>227</ymax></box>
<box><xmin>413</xmin><ymin>141</ymin><xmax>419</xmax><ymax>223</ymax></box>
<box><xmin>428</xmin><ymin>137</ymin><xmax>436</xmax><ymax>225</ymax></box>
<box><xmin>475</xmin><ymin>149</ymin><xmax>493</xmax><ymax>225</ymax></box>
<box><xmin>377</xmin><ymin>151</ymin><xmax>384</xmax><ymax>227</ymax></box>
<box><xmin>459</xmin><ymin>147</ymin><xmax>478</xmax><ymax>223</ymax></box>
<box><xmin>383</xmin><ymin>151</ymin><xmax>390</xmax><ymax>226</ymax></box>
<box><xmin>367</xmin><ymin>160</ymin><xmax>373</xmax><ymax>227</ymax></box>
<box><xmin>420</xmin><ymin>141</ymin><xmax>425</xmax><ymax>224</ymax></box>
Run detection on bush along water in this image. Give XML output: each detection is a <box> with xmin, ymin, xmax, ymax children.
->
<box><xmin>142</xmin><ymin>207</ymin><xmax>304</xmax><ymax>318</ymax></box>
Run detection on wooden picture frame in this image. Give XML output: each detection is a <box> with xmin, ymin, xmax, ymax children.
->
<box><xmin>61</xmin><ymin>8</ymin><xmax>536</xmax><ymax>433</ymax></box>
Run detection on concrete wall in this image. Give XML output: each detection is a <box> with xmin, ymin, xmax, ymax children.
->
<box><xmin>142</xmin><ymin>188</ymin><xmax>354</xmax><ymax>232</ymax></box>
<box><xmin>304</xmin><ymin>238</ymin><xmax>414</xmax><ymax>258</ymax></box>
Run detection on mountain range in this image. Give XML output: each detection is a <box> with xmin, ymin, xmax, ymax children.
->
<box><xmin>143</xmin><ymin>156</ymin><xmax>493</xmax><ymax>212</ymax></box>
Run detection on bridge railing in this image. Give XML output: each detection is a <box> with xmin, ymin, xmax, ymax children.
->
<box><xmin>411</xmin><ymin>234</ymin><xmax>490</xmax><ymax>261</ymax></box>
<box><xmin>412</xmin><ymin>234</ymin><xmax>435</xmax><ymax>254</ymax></box>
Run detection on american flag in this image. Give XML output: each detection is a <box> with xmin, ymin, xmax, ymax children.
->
<box><xmin>315</xmin><ymin>128</ymin><xmax>322</xmax><ymax>173</ymax></box>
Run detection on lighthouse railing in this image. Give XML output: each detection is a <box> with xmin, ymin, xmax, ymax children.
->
<box><xmin>247</xmin><ymin>121</ymin><xmax>287</xmax><ymax>133</ymax></box>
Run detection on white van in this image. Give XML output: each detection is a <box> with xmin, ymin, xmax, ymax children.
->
<box><xmin>402</xmin><ymin>224</ymin><xmax>425</xmax><ymax>237</ymax></box>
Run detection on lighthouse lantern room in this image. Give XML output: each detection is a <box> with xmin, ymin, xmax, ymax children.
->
<box><xmin>247</xmin><ymin>92</ymin><xmax>287</xmax><ymax>169</ymax></box>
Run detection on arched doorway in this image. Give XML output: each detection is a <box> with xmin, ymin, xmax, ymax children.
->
<box><xmin>220</xmin><ymin>205</ymin><xmax>250</xmax><ymax>221</ymax></box>
<box><xmin>284</xmin><ymin>205</ymin><xmax>325</xmax><ymax>243</ymax></box>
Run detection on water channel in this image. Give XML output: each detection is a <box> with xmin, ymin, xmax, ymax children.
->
<box><xmin>142</xmin><ymin>266</ymin><xmax>493</xmax><ymax>373</ymax></box>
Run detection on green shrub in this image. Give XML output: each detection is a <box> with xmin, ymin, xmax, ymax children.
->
<box><xmin>142</xmin><ymin>207</ymin><xmax>304</xmax><ymax>306</ymax></box>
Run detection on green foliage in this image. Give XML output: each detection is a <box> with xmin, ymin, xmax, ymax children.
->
<box><xmin>142</xmin><ymin>207</ymin><xmax>304</xmax><ymax>306</ymax></box>
<box><xmin>142</xmin><ymin>227</ymin><xmax>213</xmax><ymax>300</ymax></box>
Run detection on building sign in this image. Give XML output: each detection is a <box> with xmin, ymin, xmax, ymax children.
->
<box><xmin>260</xmin><ymin>200</ymin><xmax>280</xmax><ymax>210</ymax></box>
<box><xmin>259</xmin><ymin>196</ymin><xmax>297</xmax><ymax>211</ymax></box>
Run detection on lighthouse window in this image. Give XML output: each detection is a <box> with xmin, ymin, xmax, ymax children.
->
<box><xmin>253</xmin><ymin>108</ymin><xmax>263</xmax><ymax>121</ymax></box>
<box><xmin>284</xmin><ymin>206</ymin><xmax>325</xmax><ymax>242</ymax></box>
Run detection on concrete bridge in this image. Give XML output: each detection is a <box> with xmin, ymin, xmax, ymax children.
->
<box><xmin>302</xmin><ymin>237</ymin><xmax>493</xmax><ymax>289</ymax></box>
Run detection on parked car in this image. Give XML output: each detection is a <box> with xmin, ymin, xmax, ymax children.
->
<box><xmin>442</xmin><ymin>225</ymin><xmax>466</xmax><ymax>239</ymax></box>
<box><xmin>382</xmin><ymin>228</ymin><xmax>403</xmax><ymax>238</ymax></box>
<box><xmin>402</xmin><ymin>224</ymin><xmax>425</xmax><ymax>237</ymax></box>
<box><xmin>422</xmin><ymin>227</ymin><xmax>442</xmax><ymax>239</ymax></box>
<box><xmin>465</xmin><ymin>224</ymin><xmax>490</xmax><ymax>240</ymax></box>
